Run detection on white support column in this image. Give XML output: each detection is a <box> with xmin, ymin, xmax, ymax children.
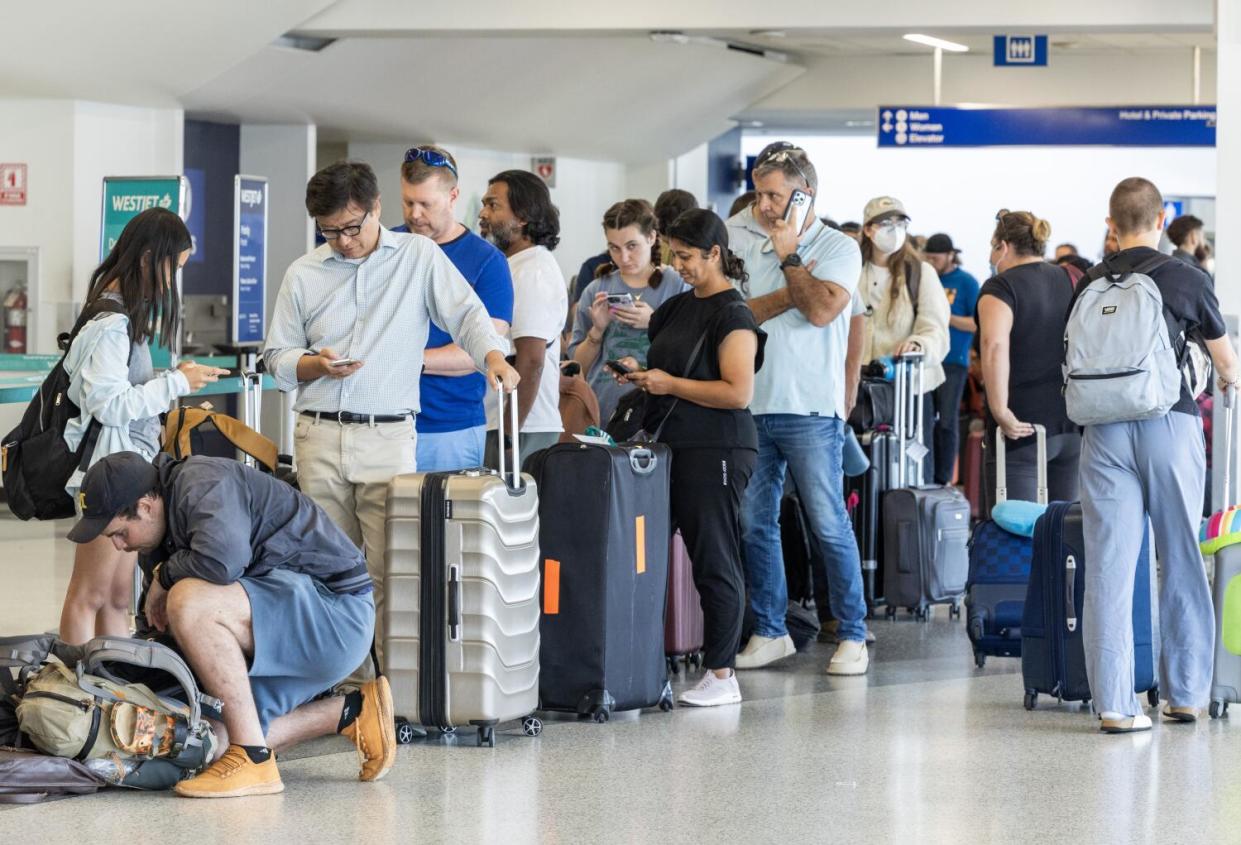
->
<box><xmin>1214</xmin><ymin>1</ymin><xmax>1240</xmax><ymax>511</ymax></box>
<box><xmin>933</xmin><ymin>47</ymin><xmax>943</xmax><ymax>106</ymax></box>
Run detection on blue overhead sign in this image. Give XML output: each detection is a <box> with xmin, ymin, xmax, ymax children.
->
<box><xmin>877</xmin><ymin>106</ymin><xmax>1216</xmax><ymax>148</ymax></box>
<box><xmin>994</xmin><ymin>35</ymin><xmax>1048</xmax><ymax>66</ymax></box>
<box><xmin>233</xmin><ymin>176</ymin><xmax>268</xmax><ymax>346</ymax></box>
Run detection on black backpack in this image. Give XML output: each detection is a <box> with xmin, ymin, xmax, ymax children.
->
<box><xmin>1</xmin><ymin>299</ymin><xmax>129</xmax><ymax>520</ymax></box>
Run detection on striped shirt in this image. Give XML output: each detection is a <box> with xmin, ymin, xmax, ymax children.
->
<box><xmin>263</xmin><ymin>227</ymin><xmax>506</xmax><ymax>416</ymax></box>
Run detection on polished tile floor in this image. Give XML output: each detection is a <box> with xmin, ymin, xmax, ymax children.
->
<box><xmin>3</xmin><ymin>514</ymin><xmax>1240</xmax><ymax>844</ymax></box>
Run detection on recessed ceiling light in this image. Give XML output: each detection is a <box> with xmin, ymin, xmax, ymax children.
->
<box><xmin>748</xmin><ymin>120</ymin><xmax>765</xmax><ymax>128</ymax></box>
<box><xmin>751</xmin><ymin>30</ymin><xmax>787</xmax><ymax>38</ymax></box>
<box><xmin>903</xmin><ymin>33</ymin><xmax>969</xmax><ymax>53</ymax></box>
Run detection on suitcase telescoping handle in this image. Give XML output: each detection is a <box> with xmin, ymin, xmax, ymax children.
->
<box><xmin>1224</xmin><ymin>384</ymin><xmax>1236</xmax><ymax>510</ymax></box>
<box><xmin>494</xmin><ymin>378</ymin><xmax>522</xmax><ymax>490</ymax></box>
<box><xmin>892</xmin><ymin>351</ymin><xmax>925</xmax><ymax>488</ymax></box>
<box><xmin>995</xmin><ymin>423</ymin><xmax>1047</xmax><ymax>505</ymax></box>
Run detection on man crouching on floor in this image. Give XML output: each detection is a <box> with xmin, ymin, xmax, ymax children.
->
<box><xmin>67</xmin><ymin>451</ymin><xmax>396</xmax><ymax>798</ymax></box>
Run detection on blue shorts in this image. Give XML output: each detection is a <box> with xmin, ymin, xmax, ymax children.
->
<box><xmin>240</xmin><ymin>569</ymin><xmax>374</xmax><ymax>734</ymax></box>
<box><xmin>415</xmin><ymin>424</ymin><xmax>486</xmax><ymax>472</ymax></box>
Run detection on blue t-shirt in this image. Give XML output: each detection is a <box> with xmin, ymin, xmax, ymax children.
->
<box><xmin>940</xmin><ymin>266</ymin><xmax>980</xmax><ymax>368</ymax></box>
<box><xmin>392</xmin><ymin>224</ymin><xmax>515</xmax><ymax>433</ymax></box>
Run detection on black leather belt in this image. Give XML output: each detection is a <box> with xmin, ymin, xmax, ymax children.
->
<box><xmin>301</xmin><ymin>410</ymin><xmax>411</xmax><ymax>424</ymax></box>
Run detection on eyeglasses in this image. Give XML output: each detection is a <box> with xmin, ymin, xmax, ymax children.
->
<box><xmin>319</xmin><ymin>210</ymin><xmax>369</xmax><ymax>241</ymax></box>
<box><xmin>404</xmin><ymin>146</ymin><xmax>458</xmax><ymax>177</ymax></box>
<box><xmin>761</xmin><ymin>149</ymin><xmax>812</xmax><ymax>189</ymax></box>
<box><xmin>873</xmin><ymin>217</ymin><xmax>909</xmax><ymax>232</ymax></box>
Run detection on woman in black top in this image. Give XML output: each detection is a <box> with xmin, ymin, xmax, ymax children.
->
<box><xmin>977</xmin><ymin>210</ymin><xmax>1080</xmax><ymax>511</ymax></box>
<box><xmin>614</xmin><ymin>209</ymin><xmax>763</xmax><ymax>708</ymax></box>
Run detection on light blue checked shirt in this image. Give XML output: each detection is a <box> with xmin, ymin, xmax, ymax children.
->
<box><xmin>263</xmin><ymin>227</ymin><xmax>507</xmax><ymax>416</ymax></box>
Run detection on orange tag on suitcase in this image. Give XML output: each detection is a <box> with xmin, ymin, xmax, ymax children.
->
<box><xmin>544</xmin><ymin>559</ymin><xmax>560</xmax><ymax>614</ymax></box>
<box><xmin>635</xmin><ymin>516</ymin><xmax>646</xmax><ymax>574</ymax></box>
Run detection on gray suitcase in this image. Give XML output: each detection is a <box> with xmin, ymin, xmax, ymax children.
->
<box><xmin>1210</xmin><ymin>387</ymin><xmax>1241</xmax><ymax>719</ymax></box>
<box><xmin>384</xmin><ymin>391</ymin><xmax>542</xmax><ymax>746</ymax></box>
<box><xmin>881</xmin><ymin>352</ymin><xmax>970</xmax><ymax>620</ymax></box>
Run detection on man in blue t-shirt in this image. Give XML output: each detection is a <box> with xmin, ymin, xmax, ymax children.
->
<box><xmin>923</xmin><ymin>233</ymin><xmax>979</xmax><ymax>485</ymax></box>
<box><xmin>393</xmin><ymin>146</ymin><xmax>514</xmax><ymax>471</ymax></box>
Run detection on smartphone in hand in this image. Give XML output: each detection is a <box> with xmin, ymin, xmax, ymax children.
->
<box><xmin>606</xmin><ymin>293</ymin><xmax>635</xmax><ymax>308</ymax></box>
<box><xmin>783</xmin><ymin>189</ymin><xmax>812</xmax><ymax>234</ymax></box>
<box><xmin>605</xmin><ymin>359</ymin><xmax>634</xmax><ymax>376</ymax></box>
<box><xmin>330</xmin><ymin>358</ymin><xmax>361</xmax><ymax>368</ymax></box>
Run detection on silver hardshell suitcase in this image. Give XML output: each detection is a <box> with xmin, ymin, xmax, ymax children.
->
<box><xmin>1211</xmin><ymin>387</ymin><xmax>1241</xmax><ymax>719</ymax></box>
<box><xmin>384</xmin><ymin>389</ymin><xmax>542</xmax><ymax>746</ymax></box>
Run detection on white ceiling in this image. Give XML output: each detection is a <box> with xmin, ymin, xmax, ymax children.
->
<box><xmin>180</xmin><ymin>35</ymin><xmax>803</xmax><ymax>163</ymax></box>
<box><xmin>0</xmin><ymin>1</ymin><xmax>334</xmax><ymax>103</ymax></box>
<box><xmin>718</xmin><ymin>30</ymin><xmax>1216</xmax><ymax>57</ymax></box>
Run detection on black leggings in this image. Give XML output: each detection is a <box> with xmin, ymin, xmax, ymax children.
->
<box><xmin>669</xmin><ymin>446</ymin><xmax>756</xmax><ymax>670</ymax></box>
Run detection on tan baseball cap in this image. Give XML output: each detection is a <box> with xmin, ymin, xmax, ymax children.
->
<box><xmin>863</xmin><ymin>196</ymin><xmax>910</xmax><ymax>225</ymax></box>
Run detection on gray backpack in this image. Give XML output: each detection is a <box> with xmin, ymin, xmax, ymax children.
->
<box><xmin>1063</xmin><ymin>254</ymin><xmax>1185</xmax><ymax>426</ymax></box>
<box><xmin>2</xmin><ymin>634</ymin><xmax>219</xmax><ymax>790</ymax></box>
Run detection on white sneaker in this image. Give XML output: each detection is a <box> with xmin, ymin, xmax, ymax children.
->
<box><xmin>678</xmin><ymin>670</ymin><xmax>743</xmax><ymax>707</ymax></box>
<box><xmin>734</xmin><ymin>634</ymin><xmax>796</xmax><ymax>669</ymax></box>
<box><xmin>827</xmin><ymin>640</ymin><xmax>869</xmax><ymax>676</ymax></box>
<box><xmin>1100</xmin><ymin>712</ymin><xmax>1153</xmax><ymax>733</ymax></box>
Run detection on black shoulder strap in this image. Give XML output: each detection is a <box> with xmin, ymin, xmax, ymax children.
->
<box><xmin>1089</xmin><ymin>252</ymin><xmax>1173</xmax><ymax>284</ymax></box>
<box><xmin>58</xmin><ymin>298</ymin><xmax>128</xmax><ymax>354</ymax></box>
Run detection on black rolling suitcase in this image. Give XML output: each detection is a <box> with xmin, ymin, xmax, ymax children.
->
<box><xmin>526</xmin><ymin>441</ymin><xmax>674</xmax><ymax>722</ymax></box>
<box><xmin>881</xmin><ymin>352</ymin><xmax>970</xmax><ymax>621</ymax></box>
<box><xmin>847</xmin><ymin>430</ymin><xmax>896</xmax><ymax>611</ymax></box>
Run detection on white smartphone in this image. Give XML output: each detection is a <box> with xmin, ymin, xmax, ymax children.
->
<box><xmin>330</xmin><ymin>358</ymin><xmax>361</xmax><ymax>368</ymax></box>
<box><xmin>784</xmin><ymin>189</ymin><xmax>813</xmax><ymax>234</ymax></box>
<box><xmin>606</xmin><ymin>293</ymin><xmax>635</xmax><ymax>307</ymax></box>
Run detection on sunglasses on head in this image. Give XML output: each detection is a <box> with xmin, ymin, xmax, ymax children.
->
<box><xmin>404</xmin><ymin>146</ymin><xmax>458</xmax><ymax>177</ymax></box>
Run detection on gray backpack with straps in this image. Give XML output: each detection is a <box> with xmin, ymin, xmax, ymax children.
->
<box><xmin>1063</xmin><ymin>254</ymin><xmax>1185</xmax><ymax>426</ymax></box>
<box><xmin>2</xmin><ymin>634</ymin><xmax>219</xmax><ymax>790</ymax></box>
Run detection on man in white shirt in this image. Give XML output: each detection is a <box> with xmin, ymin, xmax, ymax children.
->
<box><xmin>478</xmin><ymin>170</ymin><xmax>567</xmax><ymax>465</ymax></box>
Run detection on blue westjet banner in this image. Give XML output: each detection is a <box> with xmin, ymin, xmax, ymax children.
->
<box><xmin>877</xmin><ymin>106</ymin><xmax>1216</xmax><ymax>148</ymax></box>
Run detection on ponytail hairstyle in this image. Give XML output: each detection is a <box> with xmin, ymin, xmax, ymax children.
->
<box><xmin>84</xmin><ymin>207</ymin><xmax>190</xmax><ymax>348</ymax></box>
<box><xmin>992</xmin><ymin>210</ymin><xmax>1052</xmax><ymax>257</ymax></box>
<box><xmin>665</xmin><ymin>209</ymin><xmax>749</xmax><ymax>295</ymax></box>
<box><xmin>595</xmin><ymin>198</ymin><xmax>665</xmax><ymax>288</ymax></box>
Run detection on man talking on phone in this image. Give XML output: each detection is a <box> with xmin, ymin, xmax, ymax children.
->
<box><xmin>263</xmin><ymin>161</ymin><xmax>517</xmax><ymax>675</ymax></box>
<box><xmin>727</xmin><ymin>144</ymin><xmax>872</xmax><ymax>676</ymax></box>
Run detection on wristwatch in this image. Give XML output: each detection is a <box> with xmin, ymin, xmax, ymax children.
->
<box><xmin>780</xmin><ymin>252</ymin><xmax>804</xmax><ymax>271</ymax></box>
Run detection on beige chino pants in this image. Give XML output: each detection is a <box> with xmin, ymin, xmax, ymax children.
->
<box><xmin>293</xmin><ymin>415</ymin><xmax>416</xmax><ymax>675</ymax></box>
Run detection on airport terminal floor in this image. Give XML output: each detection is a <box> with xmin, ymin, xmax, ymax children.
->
<box><xmin>3</xmin><ymin>514</ymin><xmax>1239</xmax><ymax>843</ymax></box>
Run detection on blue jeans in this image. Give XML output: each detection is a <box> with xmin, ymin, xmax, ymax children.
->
<box><xmin>741</xmin><ymin>414</ymin><xmax>867</xmax><ymax>642</ymax></box>
<box><xmin>415</xmin><ymin>425</ymin><xmax>486</xmax><ymax>472</ymax></box>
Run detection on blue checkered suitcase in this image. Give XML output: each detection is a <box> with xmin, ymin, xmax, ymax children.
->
<box><xmin>964</xmin><ymin>427</ymin><xmax>1044</xmax><ymax>667</ymax></box>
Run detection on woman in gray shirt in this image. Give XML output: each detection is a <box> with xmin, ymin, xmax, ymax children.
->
<box><xmin>59</xmin><ymin>208</ymin><xmax>226</xmax><ymax>644</ymax></box>
<box><xmin>569</xmin><ymin>199</ymin><xmax>689</xmax><ymax>424</ymax></box>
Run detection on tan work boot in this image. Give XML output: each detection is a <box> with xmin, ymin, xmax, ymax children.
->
<box><xmin>174</xmin><ymin>745</ymin><xmax>284</xmax><ymax>798</ymax></box>
<box><xmin>341</xmin><ymin>675</ymin><xmax>397</xmax><ymax>782</ymax></box>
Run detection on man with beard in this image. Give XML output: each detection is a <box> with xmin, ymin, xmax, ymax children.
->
<box><xmin>478</xmin><ymin>170</ymin><xmax>568</xmax><ymax>465</ymax></box>
<box><xmin>392</xmin><ymin>146</ymin><xmax>514</xmax><ymax>471</ymax></box>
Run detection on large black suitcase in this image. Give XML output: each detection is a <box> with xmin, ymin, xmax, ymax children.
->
<box><xmin>846</xmin><ymin>430</ymin><xmax>896</xmax><ymax>611</ymax></box>
<box><xmin>526</xmin><ymin>441</ymin><xmax>674</xmax><ymax>722</ymax></box>
<box><xmin>1021</xmin><ymin>501</ymin><xmax>1159</xmax><ymax>711</ymax></box>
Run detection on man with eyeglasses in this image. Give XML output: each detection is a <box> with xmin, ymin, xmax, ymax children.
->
<box><xmin>391</xmin><ymin>146</ymin><xmax>514</xmax><ymax>472</ymax></box>
<box><xmin>263</xmin><ymin>160</ymin><xmax>517</xmax><ymax>673</ymax></box>
<box><xmin>728</xmin><ymin>144</ymin><xmax>872</xmax><ymax>675</ymax></box>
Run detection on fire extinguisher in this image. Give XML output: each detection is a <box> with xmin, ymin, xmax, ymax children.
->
<box><xmin>3</xmin><ymin>282</ymin><xmax>27</xmax><ymax>354</ymax></box>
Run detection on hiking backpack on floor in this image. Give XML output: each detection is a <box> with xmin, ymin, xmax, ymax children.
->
<box><xmin>1</xmin><ymin>300</ymin><xmax>129</xmax><ymax>520</ymax></box>
<box><xmin>5</xmin><ymin>635</ymin><xmax>219</xmax><ymax>790</ymax></box>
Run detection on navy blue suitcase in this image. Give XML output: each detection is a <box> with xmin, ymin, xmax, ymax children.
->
<box><xmin>1021</xmin><ymin>501</ymin><xmax>1159</xmax><ymax>710</ymax></box>
<box><xmin>965</xmin><ymin>426</ymin><xmax>1043</xmax><ymax>667</ymax></box>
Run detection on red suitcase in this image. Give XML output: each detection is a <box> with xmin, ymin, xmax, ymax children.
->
<box><xmin>961</xmin><ymin>418</ymin><xmax>985</xmax><ymax>520</ymax></box>
<box><xmin>664</xmin><ymin>532</ymin><xmax>704</xmax><ymax>675</ymax></box>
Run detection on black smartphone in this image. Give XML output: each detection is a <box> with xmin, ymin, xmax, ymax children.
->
<box><xmin>605</xmin><ymin>359</ymin><xmax>634</xmax><ymax>376</ymax></box>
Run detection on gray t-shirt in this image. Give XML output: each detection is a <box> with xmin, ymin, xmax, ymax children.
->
<box><xmin>569</xmin><ymin>269</ymin><xmax>690</xmax><ymax>424</ymax></box>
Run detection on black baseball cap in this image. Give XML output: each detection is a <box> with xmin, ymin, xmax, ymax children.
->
<box><xmin>924</xmin><ymin>233</ymin><xmax>959</xmax><ymax>255</ymax></box>
<box><xmin>67</xmin><ymin>452</ymin><xmax>159</xmax><ymax>543</ymax></box>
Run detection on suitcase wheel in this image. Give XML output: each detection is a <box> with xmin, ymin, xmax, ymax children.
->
<box><xmin>1023</xmin><ymin>691</ymin><xmax>1037</xmax><ymax>711</ymax></box>
<box><xmin>915</xmin><ymin>607</ymin><xmax>930</xmax><ymax>622</ymax></box>
<box><xmin>394</xmin><ymin>717</ymin><xmax>423</xmax><ymax>745</ymax></box>
<box><xmin>658</xmin><ymin>681</ymin><xmax>675</xmax><ymax>713</ymax></box>
<box><xmin>1210</xmin><ymin>700</ymin><xmax>1228</xmax><ymax>719</ymax></box>
<box><xmin>1146</xmin><ymin>687</ymin><xmax>1160</xmax><ymax>709</ymax></box>
<box><xmin>950</xmin><ymin>603</ymin><xmax>962</xmax><ymax>620</ymax></box>
<box><xmin>885</xmin><ymin>606</ymin><xmax>897</xmax><ymax>620</ymax></box>
<box><xmin>591</xmin><ymin>709</ymin><xmax>611</xmax><ymax>724</ymax></box>
<box><xmin>973</xmin><ymin>651</ymin><xmax>986</xmax><ymax>669</ymax></box>
<box><xmin>521</xmin><ymin>715</ymin><xmax>543</xmax><ymax>737</ymax></box>
<box><xmin>476</xmin><ymin>726</ymin><xmax>496</xmax><ymax>748</ymax></box>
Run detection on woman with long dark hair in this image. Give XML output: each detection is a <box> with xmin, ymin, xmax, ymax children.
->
<box><xmin>614</xmin><ymin>209</ymin><xmax>764</xmax><ymax>708</ymax></box>
<box><xmin>569</xmin><ymin>199</ymin><xmax>688</xmax><ymax>423</ymax></box>
<box><xmin>59</xmin><ymin>207</ymin><xmax>227</xmax><ymax>643</ymax></box>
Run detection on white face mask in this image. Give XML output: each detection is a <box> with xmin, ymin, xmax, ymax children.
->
<box><xmin>873</xmin><ymin>227</ymin><xmax>906</xmax><ymax>256</ymax></box>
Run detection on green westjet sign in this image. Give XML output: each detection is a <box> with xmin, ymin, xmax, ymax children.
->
<box><xmin>99</xmin><ymin>176</ymin><xmax>189</xmax><ymax>259</ymax></box>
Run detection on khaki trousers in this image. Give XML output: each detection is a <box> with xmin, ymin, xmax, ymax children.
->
<box><xmin>293</xmin><ymin>415</ymin><xmax>416</xmax><ymax>674</ymax></box>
